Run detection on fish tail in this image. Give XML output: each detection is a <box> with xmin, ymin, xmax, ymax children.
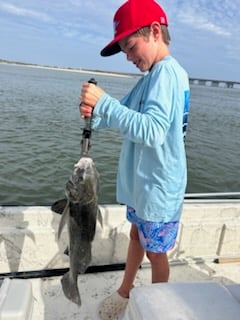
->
<box><xmin>61</xmin><ymin>271</ymin><xmax>81</xmax><ymax>306</ymax></box>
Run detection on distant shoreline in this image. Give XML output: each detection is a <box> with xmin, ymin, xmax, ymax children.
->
<box><xmin>2</xmin><ymin>60</ymin><xmax>238</xmax><ymax>85</ymax></box>
<box><xmin>0</xmin><ymin>60</ymin><xmax>140</xmax><ymax>78</ymax></box>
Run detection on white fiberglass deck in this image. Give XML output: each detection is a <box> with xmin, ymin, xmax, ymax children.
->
<box><xmin>1</xmin><ymin>260</ymin><xmax>239</xmax><ymax>319</ymax></box>
<box><xmin>0</xmin><ymin>198</ymin><xmax>240</xmax><ymax>319</ymax></box>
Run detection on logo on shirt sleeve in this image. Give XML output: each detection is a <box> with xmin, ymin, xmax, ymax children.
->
<box><xmin>183</xmin><ymin>90</ymin><xmax>190</xmax><ymax>140</ymax></box>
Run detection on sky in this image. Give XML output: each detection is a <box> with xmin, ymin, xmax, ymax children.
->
<box><xmin>0</xmin><ymin>0</ymin><xmax>240</xmax><ymax>81</ymax></box>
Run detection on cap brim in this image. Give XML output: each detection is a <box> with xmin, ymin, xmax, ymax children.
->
<box><xmin>100</xmin><ymin>26</ymin><xmax>141</xmax><ymax>57</ymax></box>
<box><xmin>100</xmin><ymin>41</ymin><xmax>121</xmax><ymax>57</ymax></box>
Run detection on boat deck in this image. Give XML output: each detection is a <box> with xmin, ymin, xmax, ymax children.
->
<box><xmin>28</xmin><ymin>259</ymin><xmax>240</xmax><ymax>319</ymax></box>
<box><xmin>1</xmin><ymin>201</ymin><xmax>240</xmax><ymax>319</ymax></box>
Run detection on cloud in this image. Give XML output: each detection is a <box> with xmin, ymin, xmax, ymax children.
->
<box><xmin>170</xmin><ymin>0</ymin><xmax>235</xmax><ymax>38</ymax></box>
<box><xmin>0</xmin><ymin>0</ymin><xmax>118</xmax><ymax>42</ymax></box>
<box><xmin>0</xmin><ymin>2</ymin><xmax>52</xmax><ymax>22</ymax></box>
<box><xmin>178</xmin><ymin>10</ymin><xmax>231</xmax><ymax>37</ymax></box>
<box><xmin>0</xmin><ymin>0</ymin><xmax>239</xmax><ymax>80</ymax></box>
<box><xmin>162</xmin><ymin>0</ymin><xmax>239</xmax><ymax>37</ymax></box>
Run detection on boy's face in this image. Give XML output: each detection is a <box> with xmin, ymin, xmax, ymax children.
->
<box><xmin>119</xmin><ymin>24</ymin><xmax>164</xmax><ymax>72</ymax></box>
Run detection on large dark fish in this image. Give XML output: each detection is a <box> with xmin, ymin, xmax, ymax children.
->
<box><xmin>51</xmin><ymin>156</ymin><xmax>100</xmax><ymax>306</ymax></box>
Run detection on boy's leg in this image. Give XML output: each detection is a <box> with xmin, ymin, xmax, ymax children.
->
<box><xmin>118</xmin><ymin>223</ymin><xmax>145</xmax><ymax>297</ymax></box>
<box><xmin>98</xmin><ymin>223</ymin><xmax>144</xmax><ymax>320</ymax></box>
<box><xmin>146</xmin><ymin>251</ymin><xmax>169</xmax><ymax>283</ymax></box>
<box><xmin>138</xmin><ymin>219</ymin><xmax>179</xmax><ymax>283</ymax></box>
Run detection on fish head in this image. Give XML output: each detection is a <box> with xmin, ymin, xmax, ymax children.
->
<box><xmin>65</xmin><ymin>157</ymin><xmax>99</xmax><ymax>203</ymax></box>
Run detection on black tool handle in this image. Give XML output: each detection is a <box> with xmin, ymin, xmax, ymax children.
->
<box><xmin>83</xmin><ymin>78</ymin><xmax>97</xmax><ymax>132</ymax></box>
<box><xmin>88</xmin><ymin>78</ymin><xmax>97</xmax><ymax>85</ymax></box>
<box><xmin>81</xmin><ymin>78</ymin><xmax>97</xmax><ymax>155</ymax></box>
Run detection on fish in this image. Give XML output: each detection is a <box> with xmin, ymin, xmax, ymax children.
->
<box><xmin>51</xmin><ymin>156</ymin><xmax>100</xmax><ymax>306</ymax></box>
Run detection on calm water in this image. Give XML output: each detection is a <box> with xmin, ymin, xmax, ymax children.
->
<box><xmin>0</xmin><ymin>64</ymin><xmax>240</xmax><ymax>205</ymax></box>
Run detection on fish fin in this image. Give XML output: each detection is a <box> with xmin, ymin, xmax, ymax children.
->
<box><xmin>97</xmin><ymin>207</ymin><xmax>103</xmax><ymax>228</ymax></box>
<box><xmin>61</xmin><ymin>272</ymin><xmax>81</xmax><ymax>306</ymax></box>
<box><xmin>58</xmin><ymin>199</ymin><xmax>70</xmax><ymax>240</ymax></box>
<box><xmin>51</xmin><ymin>199</ymin><xmax>68</xmax><ymax>215</ymax></box>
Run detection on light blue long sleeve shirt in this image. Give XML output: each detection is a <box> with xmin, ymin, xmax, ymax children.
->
<box><xmin>92</xmin><ymin>56</ymin><xmax>190</xmax><ymax>222</ymax></box>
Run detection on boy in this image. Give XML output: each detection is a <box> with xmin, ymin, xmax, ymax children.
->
<box><xmin>80</xmin><ymin>0</ymin><xmax>190</xmax><ymax>319</ymax></box>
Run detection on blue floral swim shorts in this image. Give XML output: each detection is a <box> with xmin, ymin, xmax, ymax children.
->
<box><xmin>127</xmin><ymin>206</ymin><xmax>179</xmax><ymax>253</ymax></box>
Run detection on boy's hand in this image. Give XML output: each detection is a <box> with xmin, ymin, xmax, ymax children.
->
<box><xmin>79</xmin><ymin>82</ymin><xmax>105</xmax><ymax>118</ymax></box>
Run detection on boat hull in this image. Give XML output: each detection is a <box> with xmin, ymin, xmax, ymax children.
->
<box><xmin>1</xmin><ymin>201</ymin><xmax>240</xmax><ymax>273</ymax></box>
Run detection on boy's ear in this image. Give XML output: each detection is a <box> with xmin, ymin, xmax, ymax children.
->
<box><xmin>150</xmin><ymin>22</ymin><xmax>162</xmax><ymax>40</ymax></box>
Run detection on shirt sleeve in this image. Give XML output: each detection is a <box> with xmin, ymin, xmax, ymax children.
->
<box><xmin>92</xmin><ymin>64</ymin><xmax>178</xmax><ymax>147</ymax></box>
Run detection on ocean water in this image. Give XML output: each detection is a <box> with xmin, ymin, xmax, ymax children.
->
<box><xmin>0</xmin><ymin>64</ymin><xmax>240</xmax><ymax>205</ymax></box>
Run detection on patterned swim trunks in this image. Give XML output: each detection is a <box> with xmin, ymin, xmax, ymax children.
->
<box><xmin>127</xmin><ymin>206</ymin><xmax>179</xmax><ymax>253</ymax></box>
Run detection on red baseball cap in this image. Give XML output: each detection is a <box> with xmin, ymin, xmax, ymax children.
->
<box><xmin>100</xmin><ymin>0</ymin><xmax>168</xmax><ymax>57</ymax></box>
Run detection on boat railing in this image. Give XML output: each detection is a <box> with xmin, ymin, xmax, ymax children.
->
<box><xmin>184</xmin><ymin>192</ymin><xmax>240</xmax><ymax>203</ymax></box>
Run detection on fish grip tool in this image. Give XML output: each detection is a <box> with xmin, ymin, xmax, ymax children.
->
<box><xmin>81</xmin><ymin>78</ymin><xmax>97</xmax><ymax>155</ymax></box>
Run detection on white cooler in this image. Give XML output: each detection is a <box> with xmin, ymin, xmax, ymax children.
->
<box><xmin>0</xmin><ymin>279</ymin><xmax>33</xmax><ymax>320</ymax></box>
<box><xmin>124</xmin><ymin>282</ymin><xmax>240</xmax><ymax>320</ymax></box>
